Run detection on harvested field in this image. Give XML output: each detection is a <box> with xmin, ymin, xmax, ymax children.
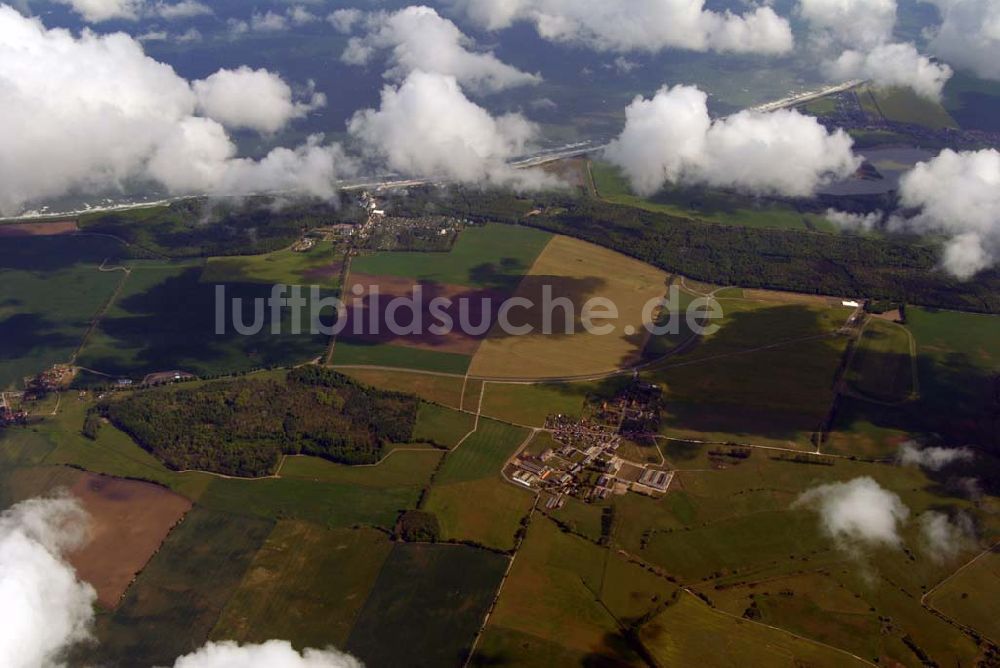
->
<box><xmin>67</xmin><ymin>473</ymin><xmax>192</xmax><ymax>609</ymax></box>
<box><xmin>470</xmin><ymin>235</ymin><xmax>669</xmax><ymax>379</ymax></box>
<box><xmin>340</xmin><ymin>272</ymin><xmax>504</xmax><ymax>355</ymax></box>
<box><xmin>0</xmin><ymin>220</ymin><xmax>78</xmax><ymax>237</ymax></box>
<box><xmin>339</xmin><ymin>367</ymin><xmax>465</xmax><ymax>408</ymax></box>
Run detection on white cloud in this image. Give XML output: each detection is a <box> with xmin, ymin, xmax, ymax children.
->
<box><xmin>193</xmin><ymin>67</ymin><xmax>325</xmax><ymax>134</ymax></box>
<box><xmin>825</xmin><ymin>209</ymin><xmax>883</xmax><ymax>231</ymax></box>
<box><xmin>169</xmin><ymin>640</ymin><xmax>363</xmax><ymax>668</ymax></box>
<box><xmin>328</xmin><ymin>8</ymin><xmax>363</xmax><ymax>33</ymax></box>
<box><xmin>53</xmin><ymin>0</ymin><xmax>143</xmax><ymax>22</ymax></box>
<box><xmin>828</xmin><ymin>43</ymin><xmax>953</xmax><ymax>101</ymax></box>
<box><xmin>347</xmin><ymin>70</ymin><xmax>555</xmax><ymax>189</ymax></box>
<box><xmin>919</xmin><ymin>511</ymin><xmax>975</xmax><ymax>562</ymax></box>
<box><xmin>926</xmin><ymin>0</ymin><xmax>1000</xmax><ymax>81</ymax></box>
<box><xmin>898</xmin><ymin>442</ymin><xmax>975</xmax><ymax>470</ymax></box>
<box><xmin>450</xmin><ymin>0</ymin><xmax>794</xmax><ymax>55</ymax></box>
<box><xmin>151</xmin><ymin>0</ymin><xmax>211</xmax><ymax>20</ymax></box>
<box><xmin>53</xmin><ymin>0</ymin><xmax>211</xmax><ymax>22</ymax></box>
<box><xmin>251</xmin><ymin>10</ymin><xmax>289</xmax><ymax>32</ymax></box>
<box><xmin>796</xmin><ymin>0</ymin><xmax>951</xmax><ymax>100</ymax></box>
<box><xmin>0</xmin><ymin>7</ymin><xmax>350</xmax><ymax>214</ymax></box>
<box><xmin>0</xmin><ymin>495</ymin><xmax>96</xmax><ymax>668</ymax></box>
<box><xmin>798</xmin><ymin>0</ymin><xmax>897</xmax><ymax>50</ymax></box>
<box><xmin>897</xmin><ymin>149</ymin><xmax>1000</xmax><ymax>279</ymax></box>
<box><xmin>341</xmin><ymin>6</ymin><xmax>540</xmax><ymax>94</ymax></box>
<box><xmin>287</xmin><ymin>5</ymin><xmax>317</xmax><ymax>26</ymax></box>
<box><xmin>603</xmin><ymin>84</ymin><xmax>859</xmax><ymax>197</ymax></box>
<box><xmin>794</xmin><ymin>477</ymin><xmax>910</xmax><ymax>549</ymax></box>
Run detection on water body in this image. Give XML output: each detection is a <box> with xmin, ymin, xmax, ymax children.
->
<box><xmin>820</xmin><ymin>147</ymin><xmax>936</xmax><ymax>196</ymax></box>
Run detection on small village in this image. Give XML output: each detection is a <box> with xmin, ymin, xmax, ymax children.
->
<box><xmin>506</xmin><ymin>380</ymin><xmax>674</xmax><ymax>510</ymax></box>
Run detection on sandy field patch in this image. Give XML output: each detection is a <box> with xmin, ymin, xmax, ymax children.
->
<box><xmin>470</xmin><ymin>236</ymin><xmax>669</xmax><ymax>379</ymax></box>
<box><xmin>66</xmin><ymin>473</ymin><xmax>192</xmax><ymax>609</ymax></box>
<box><xmin>0</xmin><ymin>220</ymin><xmax>78</xmax><ymax>237</ymax></box>
<box><xmin>340</xmin><ymin>272</ymin><xmax>506</xmax><ymax>356</ymax></box>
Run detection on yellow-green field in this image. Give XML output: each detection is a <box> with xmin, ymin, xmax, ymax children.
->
<box><xmin>927</xmin><ymin>548</ymin><xmax>1000</xmax><ymax>644</ymax></box>
<box><xmin>470</xmin><ymin>235</ymin><xmax>669</xmax><ymax>379</ymax></box>
<box><xmin>640</xmin><ymin>594</ymin><xmax>867</xmax><ymax>667</ymax></box>
<box><xmin>211</xmin><ymin>522</ymin><xmax>393</xmax><ymax>649</ymax></box>
<box><xmin>424</xmin><ymin>477</ymin><xmax>534</xmax><ymax>551</ymax></box>
<box><xmin>847</xmin><ymin>319</ymin><xmax>915</xmax><ymax>403</ymax></box>
<box><xmin>201</xmin><ymin>240</ymin><xmax>345</xmax><ymax>286</ymax></box>
<box><xmin>339</xmin><ymin>367</ymin><xmax>465</xmax><ymax>408</ymax></box>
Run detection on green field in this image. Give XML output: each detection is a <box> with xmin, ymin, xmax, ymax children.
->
<box><xmin>211</xmin><ymin>522</ymin><xmax>393</xmax><ymax>649</ymax></box>
<box><xmin>927</xmin><ymin>548</ymin><xmax>1000</xmax><ymax>644</ymax></box>
<box><xmin>78</xmin><ymin>262</ymin><xmax>332</xmax><ymax>378</ymax></box>
<box><xmin>646</xmin><ymin>301</ymin><xmax>851</xmax><ymax>449</ymax></box>
<box><xmin>201</xmin><ymin>240</ymin><xmax>346</xmax><ymax>286</ymax></box>
<box><xmin>350</xmin><ymin>223</ymin><xmax>551</xmax><ymax>291</ymax></box>
<box><xmin>0</xmin><ymin>236</ymin><xmax>125</xmax><ymax>389</ymax></box>
<box><xmin>480</xmin><ymin>381</ymin><xmax>589</xmax><ymax>427</ymax></box>
<box><xmin>432</xmin><ymin>418</ymin><xmax>529</xmax><ymax>486</ymax></box>
<box><xmin>412</xmin><ymin>402</ymin><xmax>476</xmax><ymax>448</ymax></box>
<box><xmin>194</xmin><ymin>474</ymin><xmax>423</xmax><ymax>530</ymax></box>
<box><xmin>475</xmin><ymin>516</ymin><xmax>673</xmax><ymax>666</ymax></box>
<box><xmin>591</xmin><ymin>161</ymin><xmax>834</xmax><ymax>232</ymax></box>
<box><xmin>331</xmin><ymin>341</ymin><xmax>471</xmax><ymax>374</ymax></box>
<box><xmin>345</xmin><ymin>543</ymin><xmax>508</xmax><ymax>666</ymax></box>
<box><xmin>279</xmin><ymin>450</ymin><xmax>443</xmax><ymax>487</ymax></box>
<box><xmin>868</xmin><ymin>85</ymin><xmax>959</xmax><ymax>130</ymax></box>
<box><xmin>640</xmin><ymin>594</ymin><xmax>866</xmax><ymax>667</ymax></box>
<box><xmin>611</xmin><ymin>445</ymin><xmax>990</xmax><ymax>665</ymax></box>
<box><xmin>847</xmin><ymin>319</ymin><xmax>915</xmax><ymax>403</ymax></box>
<box><xmin>88</xmin><ymin>507</ymin><xmax>274</xmax><ymax>667</ymax></box>
<box><xmin>424</xmin><ymin>476</ymin><xmax>534</xmax><ymax>551</ymax></box>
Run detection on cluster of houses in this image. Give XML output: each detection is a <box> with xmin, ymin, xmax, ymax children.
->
<box><xmin>0</xmin><ymin>401</ymin><xmax>27</xmax><ymax>427</ymax></box>
<box><xmin>507</xmin><ymin>381</ymin><xmax>674</xmax><ymax>505</ymax></box>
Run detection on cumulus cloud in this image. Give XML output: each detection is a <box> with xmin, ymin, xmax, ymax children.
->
<box><xmin>0</xmin><ymin>495</ymin><xmax>96</xmax><ymax>668</ymax></box>
<box><xmin>348</xmin><ymin>70</ymin><xmax>556</xmax><ymax>189</ymax></box>
<box><xmin>53</xmin><ymin>0</ymin><xmax>211</xmax><ymax>22</ymax></box>
<box><xmin>53</xmin><ymin>0</ymin><xmax>143</xmax><ymax>21</ymax></box>
<box><xmin>926</xmin><ymin>0</ymin><xmax>1000</xmax><ymax>81</ymax></box>
<box><xmin>920</xmin><ymin>511</ymin><xmax>975</xmax><ymax>562</ymax></box>
<box><xmin>798</xmin><ymin>0</ymin><xmax>896</xmax><ymax>50</ymax></box>
<box><xmin>449</xmin><ymin>0</ymin><xmax>794</xmax><ymax>55</ymax></box>
<box><xmin>603</xmin><ymin>84</ymin><xmax>859</xmax><ymax>197</ymax></box>
<box><xmin>828</xmin><ymin>43</ymin><xmax>953</xmax><ymax>101</ymax></box>
<box><xmin>328</xmin><ymin>8</ymin><xmax>363</xmax><ymax>33</ymax></box>
<box><xmin>826</xmin><ymin>209</ymin><xmax>883</xmax><ymax>231</ymax></box>
<box><xmin>169</xmin><ymin>640</ymin><xmax>363</xmax><ymax>668</ymax></box>
<box><xmin>193</xmin><ymin>67</ymin><xmax>325</xmax><ymax>134</ymax></box>
<box><xmin>794</xmin><ymin>477</ymin><xmax>910</xmax><ymax>550</ymax></box>
<box><xmin>898</xmin><ymin>442</ymin><xmax>975</xmax><ymax>470</ymax></box>
<box><xmin>0</xmin><ymin>7</ymin><xmax>350</xmax><ymax>214</ymax></box>
<box><xmin>797</xmin><ymin>0</ymin><xmax>951</xmax><ymax>100</ymax></box>
<box><xmin>340</xmin><ymin>6</ymin><xmax>540</xmax><ymax>94</ymax></box>
<box><xmin>897</xmin><ymin>149</ymin><xmax>1000</xmax><ymax>278</ymax></box>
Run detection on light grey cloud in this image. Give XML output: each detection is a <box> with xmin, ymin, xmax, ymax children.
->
<box><xmin>897</xmin><ymin>149</ymin><xmax>1000</xmax><ymax>278</ymax></box>
<box><xmin>898</xmin><ymin>442</ymin><xmax>975</xmax><ymax>470</ymax></box>
<box><xmin>0</xmin><ymin>495</ymin><xmax>96</xmax><ymax>668</ymax></box>
<box><xmin>449</xmin><ymin>0</ymin><xmax>794</xmax><ymax>55</ymax></box>
<box><xmin>168</xmin><ymin>640</ymin><xmax>363</xmax><ymax>668</ymax></box>
<box><xmin>825</xmin><ymin>209</ymin><xmax>883</xmax><ymax>231</ymax></box>
<box><xmin>340</xmin><ymin>6</ymin><xmax>540</xmax><ymax>94</ymax></box>
<box><xmin>797</xmin><ymin>0</ymin><xmax>951</xmax><ymax>100</ymax></box>
<box><xmin>926</xmin><ymin>0</ymin><xmax>1000</xmax><ymax>81</ymax></box>
<box><xmin>347</xmin><ymin>70</ymin><xmax>558</xmax><ymax>189</ymax></box>
<box><xmin>794</xmin><ymin>476</ymin><xmax>910</xmax><ymax>550</ymax></box>
<box><xmin>0</xmin><ymin>6</ymin><xmax>351</xmax><ymax>214</ymax></box>
<box><xmin>193</xmin><ymin>66</ymin><xmax>325</xmax><ymax>135</ymax></box>
<box><xmin>919</xmin><ymin>511</ymin><xmax>975</xmax><ymax>562</ymax></box>
<box><xmin>603</xmin><ymin>84</ymin><xmax>859</xmax><ymax>197</ymax></box>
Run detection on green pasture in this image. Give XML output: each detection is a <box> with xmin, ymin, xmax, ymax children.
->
<box><xmin>331</xmin><ymin>341</ymin><xmax>471</xmax><ymax>374</ymax></box>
